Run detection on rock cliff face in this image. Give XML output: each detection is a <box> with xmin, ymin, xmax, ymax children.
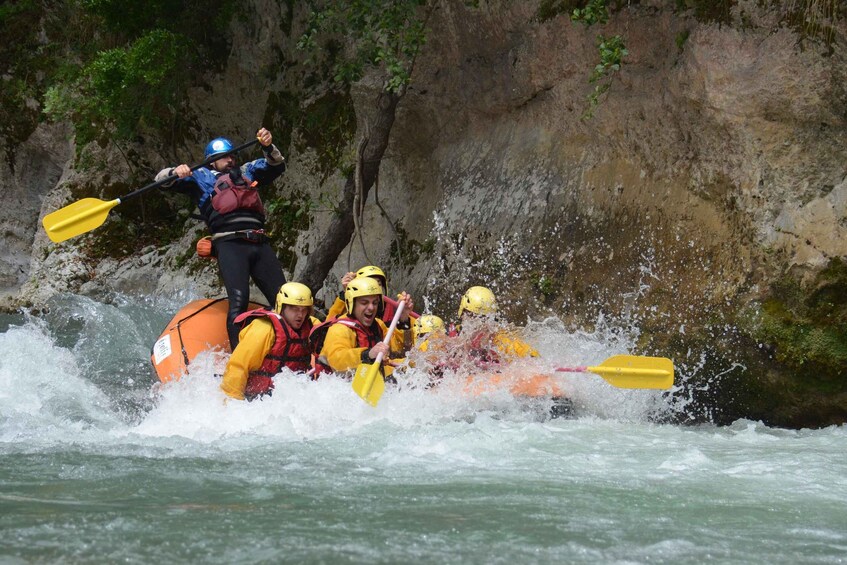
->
<box><xmin>0</xmin><ymin>123</ymin><xmax>71</xmax><ymax>305</ymax></box>
<box><xmin>2</xmin><ymin>1</ymin><xmax>845</xmax><ymax>427</ymax></box>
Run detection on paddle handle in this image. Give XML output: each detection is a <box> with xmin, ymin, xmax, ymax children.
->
<box><xmin>121</xmin><ymin>139</ymin><xmax>261</xmax><ymax>202</ymax></box>
<box><xmin>372</xmin><ymin>301</ymin><xmax>405</xmax><ymax>366</ymax></box>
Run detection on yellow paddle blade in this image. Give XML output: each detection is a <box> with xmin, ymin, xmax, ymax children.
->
<box><xmin>352</xmin><ymin>362</ymin><xmax>385</xmax><ymax>406</ymax></box>
<box><xmin>587</xmin><ymin>355</ymin><xmax>674</xmax><ymax>390</ymax></box>
<box><xmin>42</xmin><ymin>197</ymin><xmax>120</xmax><ymax>243</ymax></box>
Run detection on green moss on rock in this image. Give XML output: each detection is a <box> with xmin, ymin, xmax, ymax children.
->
<box><xmin>264</xmin><ymin>188</ymin><xmax>313</xmax><ymax>274</ymax></box>
<box><xmin>264</xmin><ymin>89</ymin><xmax>356</xmax><ymax>179</ymax></box>
<box><xmin>747</xmin><ymin>258</ymin><xmax>847</xmax><ymax>380</ymax></box>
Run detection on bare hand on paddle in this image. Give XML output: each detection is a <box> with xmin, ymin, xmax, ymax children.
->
<box><xmin>368</xmin><ymin>342</ymin><xmax>390</xmax><ymax>360</ymax></box>
<box><xmin>257</xmin><ymin>128</ymin><xmax>273</xmax><ymax>147</ymax></box>
<box><xmin>396</xmin><ymin>292</ymin><xmax>413</xmax><ymax>322</ymax></box>
<box><xmin>173</xmin><ymin>164</ymin><xmax>191</xmax><ymax>178</ymax></box>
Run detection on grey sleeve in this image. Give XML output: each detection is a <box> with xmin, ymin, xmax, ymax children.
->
<box><xmin>154</xmin><ymin>167</ymin><xmax>177</xmax><ymax>186</ymax></box>
<box><xmin>263</xmin><ymin>144</ymin><xmax>285</xmax><ymax>166</ymax></box>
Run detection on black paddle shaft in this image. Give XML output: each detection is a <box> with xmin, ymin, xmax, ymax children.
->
<box><xmin>120</xmin><ymin>139</ymin><xmax>261</xmax><ymax>202</ymax></box>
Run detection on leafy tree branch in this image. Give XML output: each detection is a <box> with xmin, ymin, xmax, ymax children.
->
<box><xmin>571</xmin><ymin>0</ymin><xmax>628</xmax><ymax>119</ymax></box>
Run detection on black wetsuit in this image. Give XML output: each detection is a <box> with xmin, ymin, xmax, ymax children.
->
<box><xmin>157</xmin><ymin>150</ymin><xmax>286</xmax><ymax>347</ymax></box>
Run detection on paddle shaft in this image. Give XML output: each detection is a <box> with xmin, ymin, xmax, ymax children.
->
<box><xmin>556</xmin><ymin>366</ymin><xmax>672</xmax><ymax>377</ymax></box>
<box><xmin>371</xmin><ymin>300</ymin><xmax>406</xmax><ymax>367</ymax></box>
<box><xmin>122</xmin><ymin>138</ymin><xmax>260</xmax><ymax>202</ymax></box>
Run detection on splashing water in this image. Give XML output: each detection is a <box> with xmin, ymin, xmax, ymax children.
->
<box><xmin>1</xmin><ymin>295</ymin><xmax>844</xmax><ymax>563</ymax></box>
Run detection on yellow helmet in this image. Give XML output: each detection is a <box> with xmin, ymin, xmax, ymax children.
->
<box><xmin>458</xmin><ymin>286</ymin><xmax>497</xmax><ymax>317</ymax></box>
<box><xmin>275</xmin><ymin>282</ymin><xmax>313</xmax><ymax>312</ymax></box>
<box><xmin>414</xmin><ymin>315</ymin><xmax>445</xmax><ymax>336</ymax></box>
<box><xmin>344</xmin><ymin>276</ymin><xmax>383</xmax><ymax>313</ymax></box>
<box><xmin>356</xmin><ymin>265</ymin><xmax>387</xmax><ymax>292</ymax></box>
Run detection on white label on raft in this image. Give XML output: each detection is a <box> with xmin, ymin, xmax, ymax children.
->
<box><xmin>152</xmin><ymin>335</ymin><xmax>172</xmax><ymax>365</ymax></box>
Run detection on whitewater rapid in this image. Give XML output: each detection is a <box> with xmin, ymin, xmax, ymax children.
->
<box><xmin>1</xmin><ymin>295</ymin><xmax>844</xmax><ymax>563</ymax></box>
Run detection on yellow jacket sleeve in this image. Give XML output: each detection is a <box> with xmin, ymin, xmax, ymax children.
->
<box><xmin>220</xmin><ymin>318</ymin><xmax>276</xmax><ymax>400</ymax></box>
<box><xmin>327</xmin><ymin>296</ymin><xmax>347</xmax><ymax>319</ymax></box>
<box><xmin>321</xmin><ymin>323</ymin><xmax>365</xmax><ymax>372</ymax></box>
<box><xmin>494</xmin><ymin>332</ymin><xmax>539</xmax><ymax>359</ymax></box>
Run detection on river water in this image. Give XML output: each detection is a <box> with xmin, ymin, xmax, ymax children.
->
<box><xmin>1</xmin><ymin>294</ymin><xmax>844</xmax><ymax>563</ymax></box>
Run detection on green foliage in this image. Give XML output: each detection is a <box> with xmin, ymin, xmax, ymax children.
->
<box><xmin>266</xmin><ymin>194</ymin><xmax>314</xmax><ymax>221</ymax></box>
<box><xmin>32</xmin><ymin>0</ymin><xmax>237</xmax><ymax>153</ymax></box>
<box><xmin>564</xmin><ymin>0</ymin><xmax>628</xmax><ymax>119</ymax></box>
<box><xmin>571</xmin><ymin>0</ymin><xmax>610</xmax><ymax>25</ymax></box>
<box><xmin>82</xmin><ymin>0</ymin><xmax>192</xmax><ymax>38</ymax></box>
<box><xmin>45</xmin><ymin>29</ymin><xmax>192</xmax><ymax>146</ymax></box>
<box><xmin>589</xmin><ymin>34</ymin><xmax>627</xmax><ymax>81</ymax></box>
<box><xmin>539</xmin><ymin>0</ymin><xmax>626</xmax><ymax>23</ymax></box>
<box><xmin>298</xmin><ymin>0</ymin><xmax>430</xmax><ymax>93</ymax></box>
<box><xmin>583</xmin><ymin>34</ymin><xmax>628</xmax><ymax>119</ymax></box>
<box><xmin>263</xmin><ymin>89</ymin><xmax>357</xmax><ymax>179</ymax></box>
<box><xmin>0</xmin><ymin>0</ymin><xmax>52</xmax><ymax>166</ymax></box>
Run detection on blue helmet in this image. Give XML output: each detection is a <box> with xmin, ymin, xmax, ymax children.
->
<box><xmin>204</xmin><ymin>137</ymin><xmax>234</xmax><ymax>160</ymax></box>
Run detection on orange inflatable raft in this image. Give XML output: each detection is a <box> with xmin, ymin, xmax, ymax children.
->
<box><xmin>151</xmin><ymin>299</ymin><xmax>571</xmax><ymax>414</ymax></box>
<box><xmin>151</xmin><ymin>298</ymin><xmax>263</xmax><ymax>383</ymax></box>
<box><xmin>463</xmin><ymin>371</ymin><xmax>566</xmax><ymax>398</ymax></box>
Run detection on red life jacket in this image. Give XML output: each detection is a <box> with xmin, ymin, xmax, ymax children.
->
<box><xmin>467</xmin><ymin>329</ymin><xmax>501</xmax><ymax>367</ymax></box>
<box><xmin>446</xmin><ymin>324</ymin><xmax>500</xmax><ymax>369</ymax></box>
<box><xmin>336</xmin><ymin>317</ymin><xmax>384</xmax><ymax>348</ymax></box>
<box><xmin>201</xmin><ymin>169</ymin><xmax>266</xmax><ymax>232</ymax></box>
<box><xmin>233</xmin><ymin>309</ymin><xmax>313</xmax><ymax>399</ymax></box>
<box><xmin>309</xmin><ymin>316</ymin><xmax>384</xmax><ymax>377</ymax></box>
<box><xmin>308</xmin><ymin>317</ymin><xmax>335</xmax><ymax>378</ymax></box>
<box><xmin>211</xmin><ymin>169</ymin><xmax>265</xmax><ymax>215</ymax></box>
<box><xmin>382</xmin><ymin>299</ymin><xmax>397</xmax><ymax>324</ymax></box>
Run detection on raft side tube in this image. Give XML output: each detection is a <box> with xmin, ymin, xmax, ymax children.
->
<box><xmin>151</xmin><ymin>298</ymin><xmax>265</xmax><ymax>383</ymax></box>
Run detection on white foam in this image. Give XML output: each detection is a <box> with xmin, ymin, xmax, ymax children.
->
<box><xmin>0</xmin><ymin>322</ymin><xmax>120</xmax><ymax>443</ymax></box>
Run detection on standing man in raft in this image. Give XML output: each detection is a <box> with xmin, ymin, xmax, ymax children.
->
<box><xmin>155</xmin><ymin>128</ymin><xmax>287</xmax><ymax>347</ymax></box>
